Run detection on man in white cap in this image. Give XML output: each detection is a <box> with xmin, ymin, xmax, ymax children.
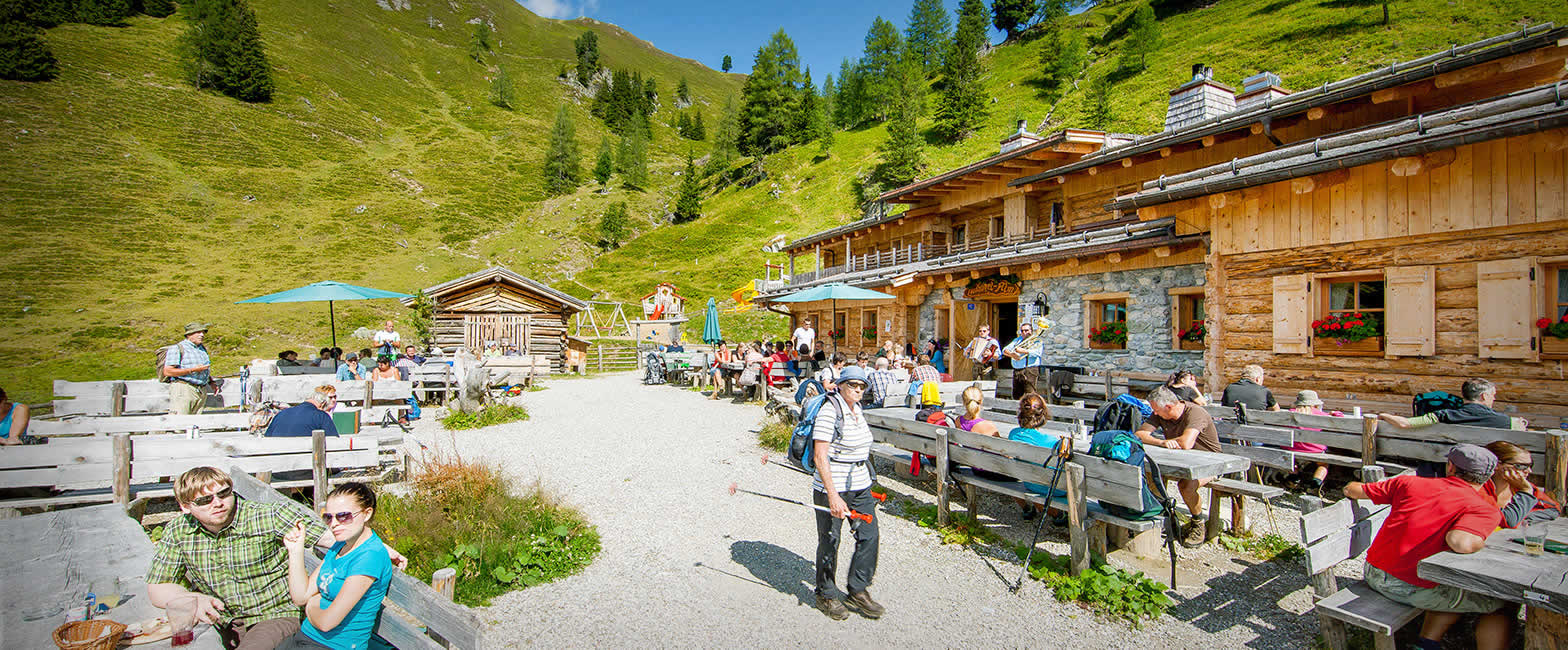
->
<box><xmin>163</xmin><ymin>322</ymin><xmax>215</xmax><ymax>415</ymax></box>
<box><xmin>1343</xmin><ymin>444</ymin><xmax>1512</xmax><ymax>650</ymax></box>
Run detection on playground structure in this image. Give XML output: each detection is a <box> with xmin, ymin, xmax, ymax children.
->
<box><xmin>724</xmin><ymin>281</ymin><xmax>758</xmax><ymax>314</ymax></box>
<box><xmin>572</xmin><ymin>301</ymin><xmax>635</xmax><ymax>339</ymax></box>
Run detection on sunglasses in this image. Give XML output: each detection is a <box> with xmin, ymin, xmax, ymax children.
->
<box><xmin>321</xmin><ymin>509</ymin><xmax>363</xmax><ymax>525</ymax></box>
<box><xmin>842</xmin><ymin>381</ymin><xmax>868</xmax><ymax>390</ymax></box>
<box><xmin>1507</xmin><ymin>462</ymin><xmax>1533</xmax><ymax>471</ymax></box>
<box><xmin>189</xmin><ymin>487</ymin><xmax>233</xmax><ymax>507</ymax></box>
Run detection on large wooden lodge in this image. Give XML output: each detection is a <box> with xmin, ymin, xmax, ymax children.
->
<box><xmin>754</xmin><ymin>25</ymin><xmax>1568</xmax><ymax>423</ymax></box>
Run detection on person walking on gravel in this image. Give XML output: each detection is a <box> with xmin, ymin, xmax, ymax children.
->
<box><xmin>810</xmin><ymin>366</ymin><xmax>884</xmax><ymax>620</ymax></box>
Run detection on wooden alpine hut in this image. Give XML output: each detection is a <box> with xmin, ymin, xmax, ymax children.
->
<box><xmin>408</xmin><ymin>266</ymin><xmax>588</xmax><ymax>372</ymax></box>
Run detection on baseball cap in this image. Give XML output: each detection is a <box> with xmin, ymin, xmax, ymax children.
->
<box><xmin>1447</xmin><ymin>444</ymin><xmax>1498</xmax><ymax>476</ymax></box>
<box><xmin>837</xmin><ymin>366</ymin><xmax>869</xmax><ymax>387</ymax></box>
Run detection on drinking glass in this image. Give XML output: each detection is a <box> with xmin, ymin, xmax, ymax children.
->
<box><xmin>1523</xmin><ymin>523</ymin><xmax>1548</xmax><ymax>557</ymax></box>
<box><xmin>89</xmin><ymin>577</ymin><xmax>120</xmax><ymax>612</ymax></box>
<box><xmin>168</xmin><ymin>596</ymin><xmax>197</xmax><ymax>647</ymax></box>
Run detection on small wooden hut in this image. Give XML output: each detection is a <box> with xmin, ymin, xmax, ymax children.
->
<box><xmin>408</xmin><ymin>267</ymin><xmax>588</xmax><ymax>373</ymax></box>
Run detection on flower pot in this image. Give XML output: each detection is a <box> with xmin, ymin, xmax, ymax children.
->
<box><xmin>1543</xmin><ymin>335</ymin><xmax>1568</xmax><ymax>357</ymax></box>
<box><xmin>1178</xmin><ymin>339</ymin><xmax>1204</xmax><ymax>351</ymax></box>
<box><xmin>1089</xmin><ymin>339</ymin><xmax>1123</xmax><ymax>350</ymax></box>
<box><xmin>1315</xmin><ymin>335</ymin><xmax>1382</xmax><ymax>356</ymax></box>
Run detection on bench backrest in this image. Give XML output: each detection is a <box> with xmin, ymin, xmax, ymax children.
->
<box><xmin>0</xmin><ymin>434</ymin><xmax>380</xmax><ymax>492</ymax></box>
<box><xmin>252</xmin><ymin>377</ymin><xmax>414</xmax><ymax>405</ymax></box>
<box><xmin>29</xmin><ymin>413</ymin><xmax>254</xmax><ymax>438</ymax></box>
<box><xmin>1299</xmin><ymin>496</ymin><xmax>1391</xmax><ymax>575</ymax></box>
<box><xmin>53</xmin><ymin>379</ymin><xmax>242</xmax><ymax>416</ymax></box>
<box><xmin>229</xmin><ymin>469</ymin><xmax>484</xmax><ymax>650</ymax></box>
<box><xmin>277</xmin><ymin>365</ymin><xmax>335</xmax><ymax>375</ymax></box>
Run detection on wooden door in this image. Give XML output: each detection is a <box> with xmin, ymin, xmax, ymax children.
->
<box><xmin>952</xmin><ymin>300</ymin><xmax>987</xmax><ymax>381</ymax></box>
<box><xmin>463</xmin><ymin>314</ymin><xmax>530</xmax><ymax>353</ymax></box>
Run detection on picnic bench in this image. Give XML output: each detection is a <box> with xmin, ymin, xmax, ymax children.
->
<box><xmin>229</xmin><ymin>468</ymin><xmax>487</xmax><ymax>650</ymax></box>
<box><xmin>409</xmin><ymin>361</ymin><xmax>455</xmax><ymax>403</ymax></box>
<box><xmin>481</xmin><ymin>354</ymin><xmax>553</xmax><ymax>386</ymax></box>
<box><xmin>1297</xmin><ymin>477</ymin><xmax>1412</xmax><ymax>650</ymax></box>
<box><xmin>0</xmin><ymin>503</ymin><xmax>223</xmax><ymax>649</ymax></box>
<box><xmin>52</xmin><ymin>379</ymin><xmax>242</xmax><ymax>417</ymax></box>
<box><xmin>1419</xmin><ymin>517</ymin><xmax>1568</xmax><ymax>650</ymax></box>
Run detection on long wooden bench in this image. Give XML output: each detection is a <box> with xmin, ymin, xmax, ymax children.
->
<box><xmin>230</xmin><ymin>469</ymin><xmax>486</xmax><ymax>650</ymax></box>
<box><xmin>53</xmin><ymin>379</ymin><xmax>242</xmax><ymax>416</ymax></box>
<box><xmin>1298</xmin><ymin>476</ymin><xmax>1416</xmax><ymax>650</ymax></box>
<box><xmin>0</xmin><ymin>431</ymin><xmax>382</xmax><ymax>511</ymax></box>
<box><xmin>29</xmin><ymin>412</ymin><xmax>255</xmax><ymax>438</ymax></box>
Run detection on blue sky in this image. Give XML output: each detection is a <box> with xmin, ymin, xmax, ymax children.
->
<box><xmin>516</xmin><ymin>0</ymin><xmax>1006</xmax><ymax>81</ymax></box>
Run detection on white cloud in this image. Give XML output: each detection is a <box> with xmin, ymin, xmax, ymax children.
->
<box><xmin>516</xmin><ymin>0</ymin><xmax>595</xmax><ymax>19</ymax></box>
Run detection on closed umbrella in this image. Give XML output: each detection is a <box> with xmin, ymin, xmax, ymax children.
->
<box><xmin>236</xmin><ymin>281</ymin><xmax>413</xmax><ymax>349</ymax></box>
<box><xmin>772</xmin><ymin>282</ymin><xmax>895</xmax><ymax>354</ymax></box>
<box><xmin>702</xmin><ymin>297</ymin><xmax>723</xmax><ymax>345</ymax></box>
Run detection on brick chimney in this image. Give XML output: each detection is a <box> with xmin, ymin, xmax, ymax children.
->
<box><xmin>1165</xmin><ymin>64</ymin><xmax>1235</xmax><ymax>132</ymax></box>
<box><xmin>999</xmin><ymin>118</ymin><xmax>1042</xmax><ymax>154</ymax></box>
<box><xmin>1235</xmin><ymin>71</ymin><xmax>1291</xmax><ymax>110</ymax></box>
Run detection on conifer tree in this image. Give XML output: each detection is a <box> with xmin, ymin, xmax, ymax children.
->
<box><xmin>542</xmin><ymin>105</ymin><xmax>582</xmax><ymax>196</ymax></box>
<box><xmin>676</xmin><ymin>77</ymin><xmax>690</xmax><ymax>104</ymax></box>
<box><xmin>489</xmin><ymin>65</ymin><xmax>515</xmax><ymax>109</ymax></box>
<box><xmin>860</xmin><ymin>16</ymin><xmax>902</xmax><ymax>122</ymax></box>
<box><xmin>598</xmin><ymin>201</ymin><xmax>629</xmax><ymax>249</ymax></box>
<box><xmin>620</xmin><ymin>128</ymin><xmax>649</xmax><ymax>190</ymax></box>
<box><xmin>672</xmin><ymin>152</ymin><xmax>702</xmax><ymax>223</ymax></box>
<box><xmin>820</xmin><ymin>73</ymin><xmax>836</xmax><ymax>127</ymax></box>
<box><xmin>706</xmin><ymin>94</ymin><xmax>740</xmax><ymax>175</ymax></box>
<box><xmin>469</xmin><ymin>21</ymin><xmax>490</xmax><ymax>62</ymax></box>
<box><xmin>738</xmin><ymin>29</ymin><xmax>802</xmax><ymax>155</ymax></box>
<box><xmin>1036</xmin><ymin>0</ymin><xmax>1068</xmax><ymax>26</ymax></box>
<box><xmin>834</xmin><ymin>58</ymin><xmax>867</xmax><ymax>128</ymax></box>
<box><xmin>721</xmin><ymin>54</ymin><xmax>731</xmax><ymax>72</ymax></box>
<box><xmin>614</xmin><ymin>132</ymin><xmax>633</xmax><ymax>173</ymax></box>
<box><xmin>1086</xmin><ymin>76</ymin><xmax>1112</xmax><ymax>130</ymax></box>
<box><xmin>222</xmin><ymin>1</ymin><xmax>272</xmax><ymax>102</ymax></box>
<box><xmin>177</xmin><ymin>0</ymin><xmax>273</xmax><ymax>102</ymax></box>
<box><xmin>794</xmin><ymin>67</ymin><xmax>817</xmax><ymax>143</ymax></box>
<box><xmin>991</xmin><ymin>0</ymin><xmax>1034</xmax><ymax>42</ymax></box>
<box><xmin>675</xmin><ymin>111</ymin><xmax>691</xmax><ymax>138</ymax></box>
<box><xmin>878</xmin><ymin>46</ymin><xmax>925</xmax><ymax>186</ymax></box>
<box><xmin>574</xmin><ymin>30</ymin><xmax>599</xmax><ymax>85</ymax></box>
<box><xmin>905</xmin><ymin>0</ymin><xmax>951</xmax><ymax>77</ymax></box>
<box><xmin>593</xmin><ymin>136</ymin><xmax>614</xmax><ymax>185</ymax></box>
<box><xmin>934</xmin><ymin>0</ymin><xmax>988</xmax><ymax>142</ymax></box>
<box><xmin>76</xmin><ymin>0</ymin><xmax>130</xmax><ymax>25</ymax></box>
<box><xmin>1120</xmin><ymin>3</ymin><xmax>1160</xmax><ymax>71</ymax></box>
<box><xmin>688</xmin><ymin>111</ymin><xmax>705</xmax><ymax>141</ymax></box>
<box><xmin>1039</xmin><ymin>24</ymin><xmax>1085</xmax><ymax>89</ymax></box>
<box><xmin>141</xmin><ymin>0</ymin><xmax>175</xmax><ymax>17</ymax></box>
<box><xmin>0</xmin><ymin>19</ymin><xmax>57</xmax><ymax>81</ymax></box>
<box><xmin>25</xmin><ymin>0</ymin><xmax>76</xmax><ymax>27</ymax></box>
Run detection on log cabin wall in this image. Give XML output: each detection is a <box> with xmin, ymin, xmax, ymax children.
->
<box><xmin>1182</xmin><ymin>131</ymin><xmax>1568</xmax><ymax>423</ymax></box>
<box><xmin>428</xmin><ymin>279</ymin><xmax>574</xmax><ymax>373</ymax></box>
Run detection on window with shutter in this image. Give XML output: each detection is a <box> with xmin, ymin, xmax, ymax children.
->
<box><xmin>1384</xmin><ymin>266</ymin><xmax>1435</xmax><ymax>358</ymax></box>
<box><xmin>1272</xmin><ymin>274</ymin><xmax>1312</xmax><ymax>355</ymax></box>
<box><xmin>1476</xmin><ymin>258</ymin><xmax>1539</xmax><ymax>360</ymax></box>
<box><xmin>1543</xmin><ymin>264</ymin><xmax>1568</xmax><ymax>358</ymax></box>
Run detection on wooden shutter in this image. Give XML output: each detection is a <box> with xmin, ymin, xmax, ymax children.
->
<box><xmin>1384</xmin><ymin>265</ymin><xmax>1435</xmax><ymax>358</ymax></box>
<box><xmin>1272</xmin><ymin>274</ymin><xmax>1312</xmax><ymax>355</ymax></box>
<box><xmin>1477</xmin><ymin>258</ymin><xmax>1539</xmax><ymax>360</ymax></box>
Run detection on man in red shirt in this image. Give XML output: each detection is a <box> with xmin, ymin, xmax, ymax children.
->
<box><xmin>1343</xmin><ymin>444</ymin><xmax>1512</xmax><ymax>650</ymax></box>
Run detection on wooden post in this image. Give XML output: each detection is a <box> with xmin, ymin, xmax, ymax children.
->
<box><xmin>431</xmin><ymin>567</ymin><xmax>457</xmax><ymax>600</ymax></box>
<box><xmin>1206</xmin><ymin>489</ymin><xmax>1225</xmax><ymax>541</ymax></box>
<box><xmin>312</xmin><ymin>429</ymin><xmax>327</xmax><ymax>509</ymax></box>
<box><xmin>598</xmin><ymin>345</ymin><xmax>605</xmax><ymax>373</ymax></box>
<box><xmin>1547</xmin><ymin>431</ymin><xmax>1568</xmax><ymax>507</ymax></box>
<box><xmin>257</xmin><ymin>472</ymin><xmax>272</xmax><ymax>484</ymax></box>
<box><xmin>936</xmin><ymin>429</ymin><xmax>951</xmax><ymax>528</ymax></box>
<box><xmin>1360</xmin><ymin>414</ymin><xmax>1379</xmax><ymax>469</ymax></box>
<box><xmin>1300</xmin><ymin>496</ymin><xmax>1348</xmax><ymax>650</ymax></box>
<box><xmin>109</xmin><ymin>381</ymin><xmax>126</xmax><ymax>418</ymax></box>
<box><xmin>1065</xmin><ymin>462</ymin><xmax>1089</xmax><ymax>576</ymax></box>
<box><xmin>1103</xmin><ymin>373</ymin><xmax>1113</xmax><ymax>399</ymax></box>
<box><xmin>112</xmin><ymin>433</ymin><xmax>131</xmax><ymax>505</ymax></box>
<box><xmin>363</xmin><ymin>380</ymin><xmax>375</xmax><ymax>410</ymax></box>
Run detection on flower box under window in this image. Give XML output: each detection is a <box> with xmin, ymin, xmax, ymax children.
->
<box><xmin>1315</xmin><ymin>278</ymin><xmax>1384</xmax><ymax>356</ymax></box>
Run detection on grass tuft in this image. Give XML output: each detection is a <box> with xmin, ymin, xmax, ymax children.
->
<box><xmin>756</xmin><ymin>417</ymin><xmax>792</xmax><ymax>452</ymax></box>
<box><xmin>440</xmin><ymin>404</ymin><xmax>530</xmax><ymax>430</ymax></box>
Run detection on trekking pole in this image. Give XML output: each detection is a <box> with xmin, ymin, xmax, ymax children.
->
<box><xmin>1253</xmin><ymin>466</ymin><xmax>1281</xmax><ymax>537</ymax></box>
<box><xmin>757</xmin><ymin>455</ymin><xmax>889</xmax><ymax>502</ymax></box>
<box><xmin>1012</xmin><ymin>438</ymin><xmax>1073</xmax><ymax>594</ymax></box>
<box><xmin>726</xmin><ymin>483</ymin><xmax>872</xmax><ymax>523</ymax></box>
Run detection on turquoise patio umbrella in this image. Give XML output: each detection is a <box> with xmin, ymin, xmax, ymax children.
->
<box><xmin>702</xmin><ymin>297</ymin><xmax>723</xmax><ymax>345</ymax></box>
<box><xmin>771</xmin><ymin>282</ymin><xmax>896</xmax><ymax>352</ymax></box>
<box><xmin>236</xmin><ymin>281</ymin><xmax>412</xmax><ymax>348</ymax></box>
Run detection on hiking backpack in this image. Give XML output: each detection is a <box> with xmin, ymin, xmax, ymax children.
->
<box><xmin>1092</xmin><ymin>397</ymin><xmax>1145</xmax><ymax>434</ymax></box>
<box><xmin>155</xmin><ymin>343</ymin><xmax>181</xmax><ymax>383</ymax></box>
<box><xmin>787</xmin><ymin>393</ymin><xmax>845</xmax><ymax>475</ymax></box>
<box><xmin>794</xmin><ymin>378</ymin><xmax>826</xmax><ymax>405</ymax></box>
<box><xmin>1087</xmin><ymin>429</ymin><xmax>1168</xmax><ymax>520</ymax></box>
<box><xmin>642</xmin><ymin>351</ymin><xmax>666</xmax><ymax>385</ymax></box>
<box><xmin>1412</xmin><ymin>391</ymin><xmax>1464</xmax><ymax>417</ymax></box>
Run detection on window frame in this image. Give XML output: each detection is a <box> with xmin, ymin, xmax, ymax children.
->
<box><xmin>1082</xmin><ymin>292</ymin><xmax>1131</xmax><ymax>350</ymax></box>
<box><xmin>862</xmin><ymin>308</ymin><xmax>879</xmax><ymax>342</ymax></box>
<box><xmin>1543</xmin><ymin>259</ymin><xmax>1568</xmax><ymax>359</ymax></box>
<box><xmin>1314</xmin><ymin>271</ymin><xmax>1386</xmax><ymax>355</ymax></box>
<box><xmin>1168</xmin><ymin>287</ymin><xmax>1206</xmax><ymax>350</ymax></box>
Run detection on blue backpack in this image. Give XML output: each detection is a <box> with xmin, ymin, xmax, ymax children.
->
<box><xmin>788</xmin><ymin>393</ymin><xmax>844</xmax><ymax>475</ymax></box>
<box><xmin>1088</xmin><ymin>429</ymin><xmax>1167</xmax><ymax>521</ymax></box>
<box><xmin>794</xmin><ymin>378</ymin><xmax>826</xmax><ymax>405</ymax></box>
<box><xmin>1413</xmin><ymin>391</ymin><xmax>1463</xmax><ymax>417</ymax></box>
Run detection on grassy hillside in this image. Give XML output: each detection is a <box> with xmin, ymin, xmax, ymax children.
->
<box><xmin>0</xmin><ymin>0</ymin><xmax>741</xmax><ymax>401</ymax></box>
<box><xmin>578</xmin><ymin>0</ymin><xmax>1568</xmax><ymax>351</ymax></box>
<box><xmin>4</xmin><ymin>0</ymin><xmax>1565</xmax><ymax>403</ymax></box>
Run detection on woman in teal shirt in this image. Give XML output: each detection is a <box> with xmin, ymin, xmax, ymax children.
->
<box><xmin>1006</xmin><ymin>392</ymin><xmax>1066</xmax><ymax>517</ymax></box>
<box><xmin>281</xmin><ymin>482</ymin><xmax>394</xmax><ymax>650</ymax></box>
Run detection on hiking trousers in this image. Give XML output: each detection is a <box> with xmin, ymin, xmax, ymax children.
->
<box><xmin>814</xmin><ymin>487</ymin><xmax>879</xmax><ymax>596</ymax></box>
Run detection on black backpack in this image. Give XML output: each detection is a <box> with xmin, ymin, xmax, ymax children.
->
<box><xmin>1413</xmin><ymin>391</ymin><xmax>1463</xmax><ymax>417</ymax></box>
<box><xmin>1092</xmin><ymin>398</ymin><xmax>1144</xmax><ymax>434</ymax></box>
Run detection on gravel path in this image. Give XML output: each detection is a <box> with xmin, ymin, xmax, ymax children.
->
<box><xmin>413</xmin><ymin>373</ymin><xmax>1332</xmax><ymax>648</ymax></box>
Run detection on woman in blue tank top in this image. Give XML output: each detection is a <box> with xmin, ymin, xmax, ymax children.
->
<box><xmin>279</xmin><ymin>482</ymin><xmax>394</xmax><ymax>650</ymax></box>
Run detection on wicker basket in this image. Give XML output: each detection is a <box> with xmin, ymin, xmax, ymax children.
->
<box><xmin>53</xmin><ymin>620</ymin><xmax>126</xmax><ymax>650</ymax></box>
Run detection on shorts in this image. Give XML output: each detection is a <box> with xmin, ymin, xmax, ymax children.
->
<box><xmin>1365</xmin><ymin>563</ymin><xmax>1507</xmax><ymax>614</ymax></box>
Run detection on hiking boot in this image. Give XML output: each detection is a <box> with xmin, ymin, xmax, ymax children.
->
<box><xmin>1020</xmin><ymin>504</ymin><xmax>1037</xmax><ymax>520</ymax></box>
<box><xmin>1301</xmin><ymin>476</ymin><xmax>1324</xmax><ymax>491</ymax></box>
<box><xmin>845</xmin><ymin>590</ymin><xmax>885</xmax><ymax>619</ymax></box>
<box><xmin>1180</xmin><ymin>519</ymin><xmax>1208</xmax><ymax>548</ymax></box>
<box><xmin>816</xmin><ymin>594</ymin><xmax>849</xmax><ymax>620</ymax></box>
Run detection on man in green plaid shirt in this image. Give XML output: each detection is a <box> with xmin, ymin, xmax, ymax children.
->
<box><xmin>146</xmin><ymin>467</ymin><xmax>403</xmax><ymax>649</ymax></box>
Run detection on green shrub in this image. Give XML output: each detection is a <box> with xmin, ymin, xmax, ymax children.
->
<box><xmin>906</xmin><ymin>503</ymin><xmax>998</xmax><ymax>546</ymax></box>
<box><xmin>376</xmin><ymin>455</ymin><xmax>600</xmax><ymax>606</ymax></box>
<box><xmin>1014</xmin><ymin>548</ymin><xmax>1172</xmax><ymax>626</ymax></box>
<box><xmin>756</xmin><ymin>418</ymin><xmax>791</xmax><ymax>452</ymax></box>
<box><xmin>440</xmin><ymin>404</ymin><xmax>529</xmax><ymax>430</ymax></box>
<box><xmin>1216</xmin><ymin>531</ymin><xmax>1304</xmax><ymax>562</ymax></box>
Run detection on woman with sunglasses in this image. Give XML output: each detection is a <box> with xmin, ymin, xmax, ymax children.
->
<box><xmin>1482</xmin><ymin>440</ymin><xmax>1561</xmax><ymax>528</ymax></box>
<box><xmin>279</xmin><ymin>482</ymin><xmax>394</xmax><ymax>650</ymax></box>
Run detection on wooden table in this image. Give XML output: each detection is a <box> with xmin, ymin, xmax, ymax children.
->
<box><xmin>1419</xmin><ymin>519</ymin><xmax>1568</xmax><ymax>649</ymax></box>
<box><xmin>867</xmin><ymin>408</ymin><xmax>1251</xmax><ymax>480</ymax></box>
<box><xmin>0</xmin><ymin>504</ymin><xmax>222</xmax><ymax>649</ymax></box>
<box><xmin>719</xmin><ymin>361</ymin><xmax>745</xmax><ymax>397</ymax></box>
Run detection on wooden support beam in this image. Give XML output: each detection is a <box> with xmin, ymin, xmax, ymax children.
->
<box><xmin>1201</xmin><ymin>135</ymin><xmax>1217</xmax><ymax>147</ymax></box>
<box><xmin>1389</xmin><ymin>149</ymin><xmax>1457</xmax><ymax>177</ymax></box>
<box><xmin>1360</xmin><ymin>416</ymin><xmax>1379</xmax><ymax>469</ymax></box>
<box><xmin>1291</xmin><ymin>177</ymin><xmax>1316</xmax><ymax>194</ymax></box>
<box><xmin>1120</xmin><ymin>158</ymin><xmax>1133</xmax><ymax>167</ymax></box>
<box><xmin>1159</xmin><ymin>147</ymin><xmax>1172</xmax><ymax>158</ymax></box>
<box><xmin>945</xmin><ymin>273</ymin><xmax>953</xmax><ymax>282</ymax></box>
<box><xmin>431</xmin><ymin>567</ymin><xmax>457</xmax><ymax>600</ymax></box>
<box><xmin>1055</xmin><ymin>176</ymin><xmax>1067</xmax><ymax>184</ymax></box>
<box><xmin>1153</xmin><ymin>246</ymin><xmax>1172</xmax><ymax>258</ymax></box>
<box><xmin>926</xmin><ymin>276</ymin><xmax>935</xmax><ymax>285</ymax></box>
<box><xmin>1372</xmin><ymin>80</ymin><xmax>1435</xmax><ymax>105</ymax></box>
<box><xmin>313</xmin><ymin>429</ymin><xmax>328</xmax><ymax>509</ymax></box>
<box><xmin>1061</xmin><ymin>258</ymin><xmax>1079</xmax><ymax>269</ymax></box>
<box><xmin>1249</xmin><ymin>123</ymin><xmax>1264</xmax><ymax>135</ymax></box>
<box><xmin>1106</xmin><ymin>252</ymin><xmax>1122</xmax><ymax>264</ymax></box>
<box><xmin>936</xmin><ymin>430</ymin><xmax>951</xmax><ymax>528</ymax></box>
<box><xmin>1209</xmin><ymin>193</ymin><xmax>1228</xmax><ymax>209</ymax></box>
<box><xmin>1000</xmin><ymin>266</ymin><xmax>1010</xmax><ymax>275</ymax></box>
<box><xmin>1030</xmin><ymin>262</ymin><xmax>1041</xmax><ymax>271</ymax></box>
<box><xmin>1547</xmin><ymin>431</ymin><xmax>1568</xmax><ymax>506</ymax></box>
<box><xmin>1065</xmin><ymin>463</ymin><xmax>1089</xmax><ymax>576</ymax></box>
<box><xmin>1086</xmin><ymin>166</ymin><xmax>1098</xmax><ymax>176</ymax></box>
<box><xmin>1307</xmin><ymin>107</ymin><xmax>1327</xmax><ymax>121</ymax></box>
<box><xmin>113</xmin><ymin>433</ymin><xmax>130</xmax><ymax>505</ymax></box>
<box><xmin>879</xmin><ymin>223</ymin><xmax>886</xmax><ymax>230</ymax></box>
<box><xmin>970</xmin><ymin>270</ymin><xmax>981</xmax><ymax>279</ymax></box>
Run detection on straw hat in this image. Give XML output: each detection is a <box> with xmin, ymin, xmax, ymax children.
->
<box><xmin>1293</xmin><ymin>389</ymin><xmax>1324</xmax><ymax>408</ymax></box>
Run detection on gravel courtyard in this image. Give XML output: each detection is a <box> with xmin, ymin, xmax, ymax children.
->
<box><xmin>412</xmin><ymin>372</ymin><xmax>1328</xmax><ymax>648</ymax></box>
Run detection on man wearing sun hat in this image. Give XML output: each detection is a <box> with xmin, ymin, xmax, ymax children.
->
<box><xmin>1343</xmin><ymin>444</ymin><xmax>1513</xmax><ymax>650</ymax></box>
<box><xmin>163</xmin><ymin>322</ymin><xmax>216</xmax><ymax>416</ymax></box>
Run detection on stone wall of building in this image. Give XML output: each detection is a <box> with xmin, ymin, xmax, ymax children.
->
<box><xmin>1027</xmin><ymin>263</ymin><xmax>1206</xmax><ymax>374</ymax></box>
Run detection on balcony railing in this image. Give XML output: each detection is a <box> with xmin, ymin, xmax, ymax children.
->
<box><xmin>789</xmin><ymin>230</ymin><xmax>1056</xmax><ymax>285</ymax></box>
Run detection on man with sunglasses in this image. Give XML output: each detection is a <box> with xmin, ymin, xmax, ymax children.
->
<box><xmin>147</xmin><ymin>467</ymin><xmax>405</xmax><ymax>649</ymax></box>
